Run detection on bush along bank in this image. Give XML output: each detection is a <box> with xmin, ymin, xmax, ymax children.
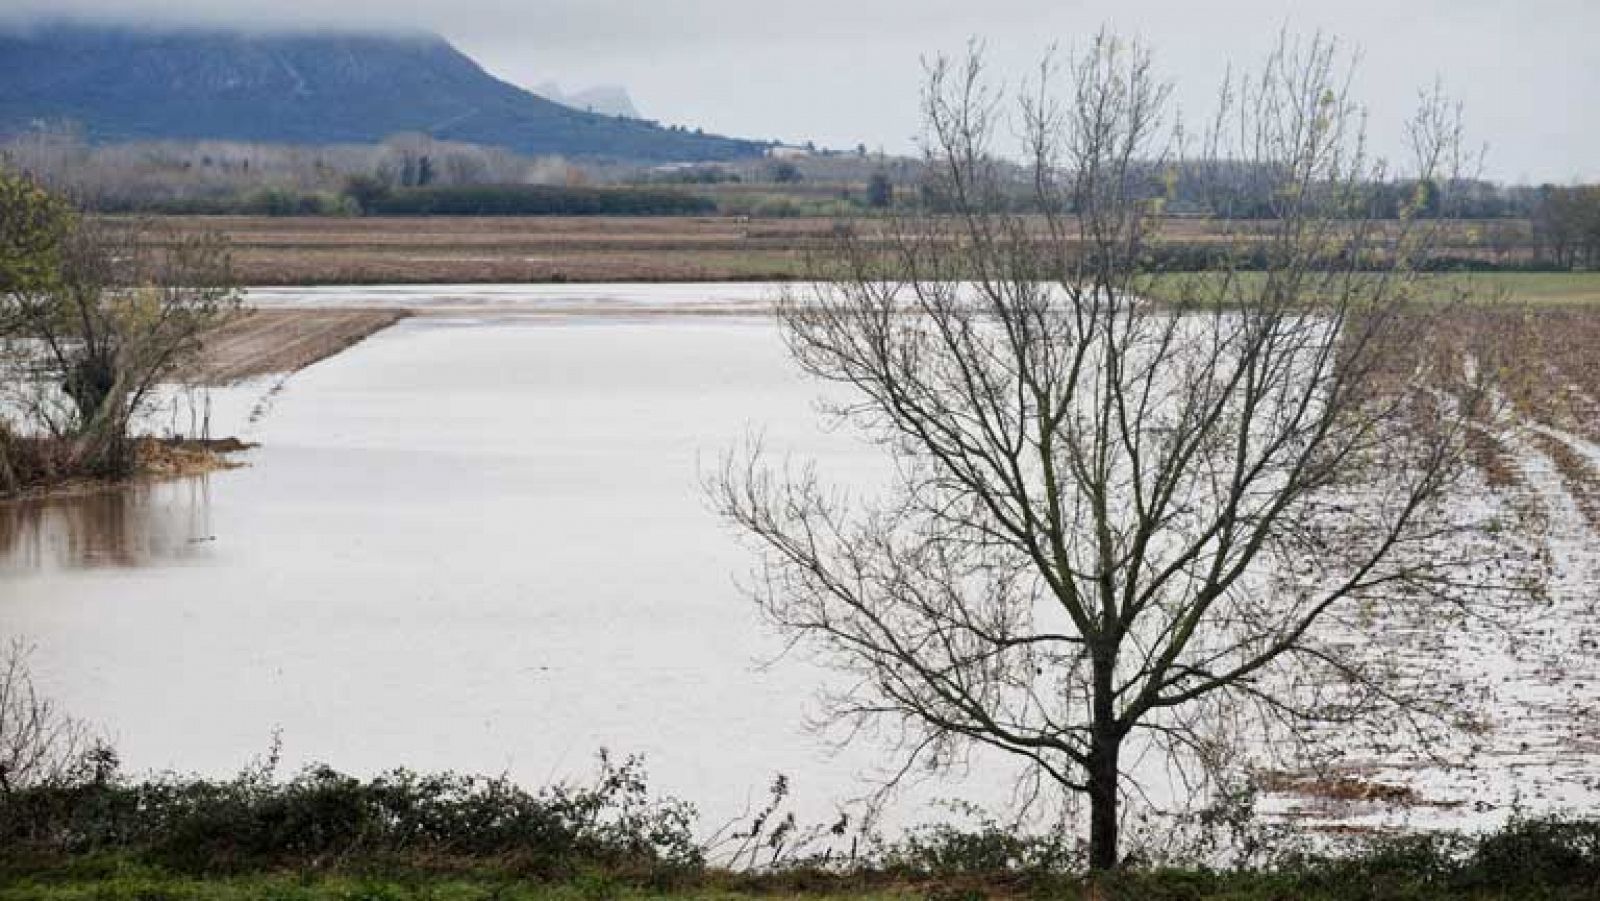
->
<box><xmin>6</xmin><ymin>748</ymin><xmax>1600</xmax><ymax>900</ymax></box>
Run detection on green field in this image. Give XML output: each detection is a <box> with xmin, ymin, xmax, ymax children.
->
<box><xmin>4</xmin><ymin>868</ymin><xmax>1590</xmax><ymax>901</ymax></box>
<box><xmin>0</xmin><ymin>874</ymin><xmax>854</xmax><ymax>901</ymax></box>
<box><xmin>1449</xmin><ymin>272</ymin><xmax>1600</xmax><ymax>305</ymax></box>
<box><xmin>1147</xmin><ymin>271</ymin><xmax>1600</xmax><ymax>306</ymax></box>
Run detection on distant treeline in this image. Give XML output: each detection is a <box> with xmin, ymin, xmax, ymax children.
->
<box><xmin>90</xmin><ymin>187</ymin><xmax>356</xmax><ymax>216</ymax></box>
<box><xmin>0</xmin><ymin>128</ymin><xmax>868</xmax><ymax>218</ymax></box>
<box><xmin>4</xmin><ymin>128</ymin><xmax>1598</xmax><ymax>269</ymax></box>
<box><xmin>1140</xmin><ymin>243</ymin><xmax>1563</xmax><ymax>274</ymax></box>
<box><xmin>917</xmin><ymin>171</ymin><xmax>1542</xmax><ymax>222</ymax></box>
<box><xmin>354</xmin><ymin>183</ymin><xmax>717</xmax><ymax>216</ymax></box>
<box><xmin>85</xmin><ymin>183</ymin><xmax>718</xmax><ymax>217</ymax></box>
<box><xmin>1532</xmin><ymin>184</ymin><xmax>1600</xmax><ymax>269</ymax></box>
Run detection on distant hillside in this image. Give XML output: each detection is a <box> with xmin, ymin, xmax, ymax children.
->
<box><xmin>0</xmin><ymin>22</ymin><xmax>765</xmax><ymax>163</ymax></box>
<box><xmin>535</xmin><ymin>82</ymin><xmax>641</xmax><ymax>120</ymax></box>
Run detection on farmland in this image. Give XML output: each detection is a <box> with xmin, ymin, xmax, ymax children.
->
<box><xmin>129</xmin><ymin>215</ymin><xmax>1565</xmax><ymax>287</ymax></box>
<box><xmin>137</xmin><ymin>215</ymin><xmax>825</xmax><ymax>284</ymax></box>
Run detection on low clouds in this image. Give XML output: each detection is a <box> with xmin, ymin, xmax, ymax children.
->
<box><xmin>4</xmin><ymin>0</ymin><xmax>1595</xmax><ymax>182</ymax></box>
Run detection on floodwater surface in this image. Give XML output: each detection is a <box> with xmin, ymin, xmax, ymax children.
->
<box><xmin>5</xmin><ymin>285</ymin><xmax>1600</xmax><ymax>841</ymax></box>
<box><xmin>0</xmin><ymin>304</ymin><xmax>949</xmax><ymax>829</ymax></box>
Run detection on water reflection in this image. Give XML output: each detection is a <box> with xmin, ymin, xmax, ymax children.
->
<box><xmin>0</xmin><ymin>476</ymin><xmax>216</xmax><ymax>572</ymax></box>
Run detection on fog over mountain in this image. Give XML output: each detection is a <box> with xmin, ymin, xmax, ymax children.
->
<box><xmin>0</xmin><ymin>0</ymin><xmax>1595</xmax><ymax>181</ymax></box>
<box><xmin>534</xmin><ymin>83</ymin><xmax>640</xmax><ymax>120</ymax></box>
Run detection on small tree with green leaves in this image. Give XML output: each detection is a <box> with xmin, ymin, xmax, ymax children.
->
<box><xmin>0</xmin><ymin>170</ymin><xmax>241</xmax><ymax>481</ymax></box>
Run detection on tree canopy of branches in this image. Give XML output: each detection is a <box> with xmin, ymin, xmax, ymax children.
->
<box><xmin>0</xmin><ymin>168</ymin><xmax>240</xmax><ymax>487</ymax></box>
<box><xmin>1532</xmin><ymin>184</ymin><xmax>1600</xmax><ymax>269</ymax></box>
<box><xmin>0</xmin><ymin>639</ymin><xmax>100</xmax><ymax>795</ymax></box>
<box><xmin>712</xmin><ymin>34</ymin><xmax>1519</xmax><ymax>871</ymax></box>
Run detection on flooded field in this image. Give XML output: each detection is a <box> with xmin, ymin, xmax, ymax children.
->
<box><xmin>3</xmin><ymin>284</ymin><xmax>1600</xmax><ymax>842</ymax></box>
<box><xmin>0</xmin><ymin>295</ymin><xmax>946</xmax><ymax>833</ymax></box>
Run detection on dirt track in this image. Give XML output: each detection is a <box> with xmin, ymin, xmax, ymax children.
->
<box><xmin>194</xmin><ymin>309</ymin><xmax>408</xmax><ymax>383</ymax></box>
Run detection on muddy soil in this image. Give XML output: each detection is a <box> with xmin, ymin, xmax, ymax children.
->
<box><xmin>193</xmin><ymin>309</ymin><xmax>408</xmax><ymax>383</ymax></box>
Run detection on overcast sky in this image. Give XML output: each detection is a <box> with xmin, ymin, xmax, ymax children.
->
<box><xmin>5</xmin><ymin>0</ymin><xmax>1595</xmax><ymax>183</ymax></box>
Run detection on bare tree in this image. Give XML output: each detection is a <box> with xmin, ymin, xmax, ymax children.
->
<box><xmin>711</xmin><ymin>34</ymin><xmax>1519</xmax><ymax>870</ymax></box>
<box><xmin>0</xmin><ymin>639</ymin><xmax>97</xmax><ymax>794</ymax></box>
<box><xmin>1532</xmin><ymin>184</ymin><xmax>1600</xmax><ymax>269</ymax></box>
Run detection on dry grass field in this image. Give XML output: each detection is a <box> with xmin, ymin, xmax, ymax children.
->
<box><xmin>155</xmin><ymin>215</ymin><xmax>1596</xmax><ymax>403</ymax></box>
<box><xmin>146</xmin><ymin>216</ymin><xmax>826</xmax><ymax>283</ymax></box>
<box><xmin>133</xmin><ymin>215</ymin><xmax>1543</xmax><ymax>286</ymax></box>
<box><xmin>192</xmin><ymin>309</ymin><xmax>409</xmax><ymax>382</ymax></box>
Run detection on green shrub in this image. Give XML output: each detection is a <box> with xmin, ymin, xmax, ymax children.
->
<box><xmin>359</xmin><ymin>185</ymin><xmax>714</xmax><ymax>216</ymax></box>
<box><xmin>1463</xmin><ymin>816</ymin><xmax>1600</xmax><ymax>893</ymax></box>
<box><xmin>8</xmin><ymin>744</ymin><xmax>1600</xmax><ymax>900</ymax></box>
<box><xmin>714</xmin><ymin>194</ymin><xmax>860</xmax><ymax>218</ymax></box>
<box><xmin>887</xmin><ymin>819</ymin><xmax>1080</xmax><ymax>877</ymax></box>
<box><xmin>0</xmin><ymin>751</ymin><xmax>700</xmax><ymax>879</ymax></box>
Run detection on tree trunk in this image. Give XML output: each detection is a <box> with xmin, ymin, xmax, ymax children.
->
<box><xmin>1088</xmin><ymin>729</ymin><xmax>1120</xmax><ymax>870</ymax></box>
<box><xmin>0</xmin><ymin>433</ymin><xmax>17</xmax><ymax>497</ymax></box>
<box><xmin>1088</xmin><ymin>651</ymin><xmax>1121</xmax><ymax>871</ymax></box>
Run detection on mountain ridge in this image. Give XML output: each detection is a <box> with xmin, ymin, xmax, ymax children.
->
<box><xmin>0</xmin><ymin>22</ymin><xmax>766</xmax><ymax>162</ymax></box>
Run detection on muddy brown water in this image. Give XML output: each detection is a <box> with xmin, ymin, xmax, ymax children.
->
<box><xmin>0</xmin><ymin>480</ymin><xmax>217</xmax><ymax>571</ymax></box>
